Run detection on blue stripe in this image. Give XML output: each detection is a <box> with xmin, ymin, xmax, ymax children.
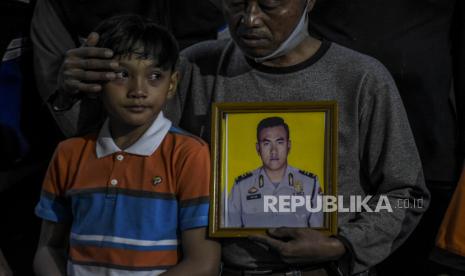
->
<box><xmin>69</xmin><ymin>239</ymin><xmax>178</xmax><ymax>251</ymax></box>
<box><xmin>179</xmin><ymin>203</ymin><xmax>209</xmax><ymax>231</ymax></box>
<box><xmin>168</xmin><ymin>126</ymin><xmax>189</xmax><ymax>136</ymax></box>
<box><xmin>70</xmin><ymin>193</ymin><xmax>179</xmax><ymax>241</ymax></box>
<box><xmin>35</xmin><ymin>195</ymin><xmax>72</xmax><ymax>223</ymax></box>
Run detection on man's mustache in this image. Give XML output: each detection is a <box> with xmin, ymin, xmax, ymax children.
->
<box><xmin>236</xmin><ymin>28</ymin><xmax>269</xmax><ymax>38</ymax></box>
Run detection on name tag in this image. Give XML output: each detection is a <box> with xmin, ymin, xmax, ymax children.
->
<box><xmin>247</xmin><ymin>194</ymin><xmax>261</xmax><ymax>200</ymax></box>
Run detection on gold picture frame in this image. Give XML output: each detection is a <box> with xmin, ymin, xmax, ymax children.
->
<box><xmin>209</xmin><ymin>102</ymin><xmax>338</xmax><ymax>238</ymax></box>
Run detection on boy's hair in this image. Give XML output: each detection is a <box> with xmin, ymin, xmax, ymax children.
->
<box><xmin>257</xmin><ymin>117</ymin><xmax>290</xmax><ymax>141</ymax></box>
<box><xmin>94</xmin><ymin>14</ymin><xmax>179</xmax><ymax>71</ymax></box>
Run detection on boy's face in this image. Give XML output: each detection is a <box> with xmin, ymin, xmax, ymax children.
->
<box><xmin>102</xmin><ymin>55</ymin><xmax>178</xmax><ymax>130</ymax></box>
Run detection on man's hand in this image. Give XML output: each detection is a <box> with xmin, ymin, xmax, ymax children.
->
<box><xmin>60</xmin><ymin>32</ymin><xmax>119</xmax><ymax>95</ymax></box>
<box><xmin>250</xmin><ymin>228</ymin><xmax>346</xmax><ymax>264</ymax></box>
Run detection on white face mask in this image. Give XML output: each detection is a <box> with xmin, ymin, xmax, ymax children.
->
<box><xmin>252</xmin><ymin>0</ymin><xmax>310</xmax><ymax>63</ymax></box>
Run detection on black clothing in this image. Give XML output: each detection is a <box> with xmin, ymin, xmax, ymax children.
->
<box><xmin>310</xmin><ymin>0</ymin><xmax>465</xmax><ymax>182</ymax></box>
<box><xmin>49</xmin><ymin>0</ymin><xmax>224</xmax><ymax>49</ymax></box>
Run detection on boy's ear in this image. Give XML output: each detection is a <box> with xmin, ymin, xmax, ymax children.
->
<box><xmin>167</xmin><ymin>71</ymin><xmax>179</xmax><ymax>99</ymax></box>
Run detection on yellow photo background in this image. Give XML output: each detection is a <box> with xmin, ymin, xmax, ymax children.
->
<box><xmin>223</xmin><ymin>112</ymin><xmax>326</xmax><ymax>194</ymax></box>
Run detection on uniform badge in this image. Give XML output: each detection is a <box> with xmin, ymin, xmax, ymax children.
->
<box><xmin>247</xmin><ymin>194</ymin><xmax>262</xmax><ymax>200</ymax></box>
<box><xmin>288</xmin><ymin>173</ymin><xmax>294</xmax><ymax>186</ymax></box>
<box><xmin>294</xmin><ymin>180</ymin><xmax>303</xmax><ymax>194</ymax></box>
<box><xmin>248</xmin><ymin>187</ymin><xmax>258</xmax><ymax>194</ymax></box>
<box><xmin>259</xmin><ymin>175</ymin><xmax>264</xmax><ymax>188</ymax></box>
<box><xmin>152</xmin><ymin>176</ymin><xmax>162</xmax><ymax>186</ymax></box>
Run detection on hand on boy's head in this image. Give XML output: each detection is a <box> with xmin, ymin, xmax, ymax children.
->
<box><xmin>249</xmin><ymin>228</ymin><xmax>346</xmax><ymax>264</ymax></box>
<box><xmin>60</xmin><ymin>32</ymin><xmax>120</xmax><ymax>95</ymax></box>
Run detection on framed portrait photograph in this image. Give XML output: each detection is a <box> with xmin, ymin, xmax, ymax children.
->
<box><xmin>209</xmin><ymin>102</ymin><xmax>338</xmax><ymax>238</ymax></box>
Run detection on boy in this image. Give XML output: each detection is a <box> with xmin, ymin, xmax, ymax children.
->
<box><xmin>33</xmin><ymin>15</ymin><xmax>220</xmax><ymax>276</ymax></box>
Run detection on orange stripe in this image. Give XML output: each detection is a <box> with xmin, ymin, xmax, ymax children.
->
<box><xmin>70</xmin><ymin>245</ymin><xmax>180</xmax><ymax>267</ymax></box>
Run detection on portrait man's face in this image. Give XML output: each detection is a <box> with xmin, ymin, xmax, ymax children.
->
<box><xmin>256</xmin><ymin>126</ymin><xmax>291</xmax><ymax>172</ymax></box>
<box><xmin>222</xmin><ymin>0</ymin><xmax>309</xmax><ymax>58</ymax></box>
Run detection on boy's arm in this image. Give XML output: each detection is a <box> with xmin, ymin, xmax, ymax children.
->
<box><xmin>33</xmin><ymin>220</ymin><xmax>70</xmax><ymax>276</ymax></box>
<box><xmin>161</xmin><ymin>227</ymin><xmax>220</xmax><ymax>276</ymax></box>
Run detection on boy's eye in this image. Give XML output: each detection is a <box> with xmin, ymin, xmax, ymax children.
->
<box><xmin>148</xmin><ymin>72</ymin><xmax>162</xmax><ymax>81</ymax></box>
<box><xmin>115</xmin><ymin>70</ymin><xmax>129</xmax><ymax>80</ymax></box>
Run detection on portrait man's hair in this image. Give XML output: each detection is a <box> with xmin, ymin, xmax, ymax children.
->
<box><xmin>256</xmin><ymin>117</ymin><xmax>290</xmax><ymax>141</ymax></box>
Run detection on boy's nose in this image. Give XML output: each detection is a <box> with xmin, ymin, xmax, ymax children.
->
<box><xmin>128</xmin><ymin>78</ymin><xmax>147</xmax><ymax>98</ymax></box>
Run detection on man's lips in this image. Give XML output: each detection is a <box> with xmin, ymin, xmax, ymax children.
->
<box><xmin>238</xmin><ymin>33</ymin><xmax>269</xmax><ymax>47</ymax></box>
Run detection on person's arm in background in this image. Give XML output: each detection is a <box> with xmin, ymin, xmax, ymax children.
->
<box><xmin>30</xmin><ymin>0</ymin><xmax>116</xmax><ymax>136</ymax></box>
<box><xmin>453</xmin><ymin>0</ymin><xmax>465</xmax><ymax>171</ymax></box>
<box><xmin>33</xmin><ymin>220</ymin><xmax>69</xmax><ymax>276</ymax></box>
<box><xmin>0</xmin><ymin>249</ymin><xmax>12</xmax><ymax>276</ymax></box>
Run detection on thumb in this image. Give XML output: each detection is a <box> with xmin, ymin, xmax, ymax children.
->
<box><xmin>84</xmin><ymin>32</ymin><xmax>100</xmax><ymax>47</ymax></box>
<box><xmin>267</xmin><ymin>227</ymin><xmax>298</xmax><ymax>239</ymax></box>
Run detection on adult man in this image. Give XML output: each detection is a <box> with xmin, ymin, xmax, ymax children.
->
<box><xmin>227</xmin><ymin>117</ymin><xmax>323</xmax><ymax>228</ymax></box>
<box><xmin>54</xmin><ymin>0</ymin><xmax>429</xmax><ymax>274</ymax></box>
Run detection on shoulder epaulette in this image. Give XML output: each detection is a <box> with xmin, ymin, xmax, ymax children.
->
<box><xmin>235</xmin><ymin>172</ymin><xmax>253</xmax><ymax>183</ymax></box>
<box><xmin>299</xmin><ymin>170</ymin><xmax>316</xmax><ymax>179</ymax></box>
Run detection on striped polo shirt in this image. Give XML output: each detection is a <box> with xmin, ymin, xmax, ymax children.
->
<box><xmin>35</xmin><ymin>113</ymin><xmax>210</xmax><ymax>275</ymax></box>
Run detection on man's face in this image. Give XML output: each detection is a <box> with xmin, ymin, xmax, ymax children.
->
<box><xmin>223</xmin><ymin>0</ymin><xmax>308</xmax><ymax>58</ymax></box>
<box><xmin>102</xmin><ymin>55</ymin><xmax>178</xmax><ymax>131</ymax></box>
<box><xmin>256</xmin><ymin>126</ymin><xmax>290</xmax><ymax>172</ymax></box>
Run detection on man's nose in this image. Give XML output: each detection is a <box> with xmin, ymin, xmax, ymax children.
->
<box><xmin>270</xmin><ymin>143</ymin><xmax>277</xmax><ymax>153</ymax></box>
<box><xmin>128</xmin><ymin>77</ymin><xmax>147</xmax><ymax>98</ymax></box>
<box><xmin>242</xmin><ymin>2</ymin><xmax>263</xmax><ymax>27</ymax></box>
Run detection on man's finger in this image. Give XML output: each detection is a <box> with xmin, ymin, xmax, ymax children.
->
<box><xmin>64</xmin><ymin>69</ymin><xmax>116</xmax><ymax>82</ymax></box>
<box><xmin>66</xmin><ymin>47</ymin><xmax>114</xmax><ymax>59</ymax></box>
<box><xmin>63</xmin><ymin>58</ymin><xmax>119</xmax><ymax>70</ymax></box>
<box><xmin>66</xmin><ymin>79</ymin><xmax>102</xmax><ymax>93</ymax></box>
<box><xmin>85</xmin><ymin>32</ymin><xmax>100</xmax><ymax>47</ymax></box>
<box><xmin>267</xmin><ymin>227</ymin><xmax>299</xmax><ymax>239</ymax></box>
<box><xmin>249</xmin><ymin>234</ymin><xmax>286</xmax><ymax>252</ymax></box>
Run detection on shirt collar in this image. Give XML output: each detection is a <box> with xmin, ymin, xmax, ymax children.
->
<box><xmin>96</xmin><ymin>112</ymin><xmax>172</xmax><ymax>158</ymax></box>
<box><xmin>259</xmin><ymin>165</ymin><xmax>292</xmax><ymax>187</ymax></box>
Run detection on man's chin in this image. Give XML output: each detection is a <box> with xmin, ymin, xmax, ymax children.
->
<box><xmin>238</xmin><ymin>45</ymin><xmax>274</xmax><ymax>60</ymax></box>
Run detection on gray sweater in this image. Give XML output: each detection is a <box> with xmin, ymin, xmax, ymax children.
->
<box><xmin>166</xmin><ymin>39</ymin><xmax>429</xmax><ymax>274</ymax></box>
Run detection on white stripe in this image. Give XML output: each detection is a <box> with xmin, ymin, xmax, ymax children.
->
<box><xmin>14</xmin><ymin>0</ymin><xmax>30</xmax><ymax>3</ymax></box>
<box><xmin>68</xmin><ymin>262</ymin><xmax>166</xmax><ymax>276</ymax></box>
<box><xmin>2</xmin><ymin>49</ymin><xmax>21</xmax><ymax>62</ymax></box>
<box><xmin>7</xmin><ymin>38</ymin><xmax>25</xmax><ymax>50</ymax></box>
<box><xmin>70</xmin><ymin>233</ymin><xmax>179</xmax><ymax>247</ymax></box>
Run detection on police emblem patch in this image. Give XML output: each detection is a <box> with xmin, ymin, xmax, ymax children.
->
<box><xmin>248</xmin><ymin>187</ymin><xmax>258</xmax><ymax>194</ymax></box>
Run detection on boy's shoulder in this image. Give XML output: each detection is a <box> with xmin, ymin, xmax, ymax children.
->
<box><xmin>56</xmin><ymin>133</ymin><xmax>98</xmax><ymax>154</ymax></box>
<box><xmin>166</xmin><ymin>126</ymin><xmax>207</xmax><ymax>147</ymax></box>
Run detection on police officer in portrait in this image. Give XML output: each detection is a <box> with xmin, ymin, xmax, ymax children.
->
<box><xmin>227</xmin><ymin>117</ymin><xmax>324</xmax><ymax>228</ymax></box>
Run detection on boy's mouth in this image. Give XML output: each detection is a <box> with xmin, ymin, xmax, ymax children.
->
<box><xmin>124</xmin><ymin>105</ymin><xmax>148</xmax><ymax>113</ymax></box>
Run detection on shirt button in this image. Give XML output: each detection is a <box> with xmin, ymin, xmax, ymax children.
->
<box><xmin>116</xmin><ymin>154</ymin><xmax>124</xmax><ymax>161</ymax></box>
<box><xmin>110</xmin><ymin>179</ymin><xmax>118</xmax><ymax>186</ymax></box>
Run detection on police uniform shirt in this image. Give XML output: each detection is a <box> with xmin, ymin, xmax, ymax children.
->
<box><xmin>227</xmin><ymin>165</ymin><xmax>324</xmax><ymax>228</ymax></box>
